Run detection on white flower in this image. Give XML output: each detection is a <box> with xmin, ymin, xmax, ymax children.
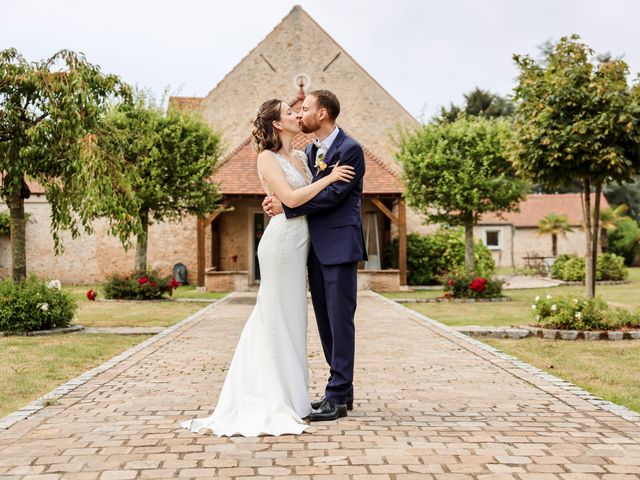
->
<box><xmin>536</xmin><ymin>315</ymin><xmax>540</xmax><ymax>321</ymax></box>
<box><xmin>546</xmin><ymin>294</ymin><xmax>552</xmax><ymax>300</ymax></box>
<box><xmin>39</xmin><ymin>303</ymin><xmax>49</xmax><ymax>312</ymax></box>
<box><xmin>573</xmin><ymin>298</ymin><xmax>578</xmax><ymax>304</ymax></box>
<box><xmin>47</xmin><ymin>280</ymin><xmax>61</xmax><ymax>290</ymax></box>
<box><xmin>531</xmin><ymin>304</ymin><xmax>537</xmax><ymax>310</ymax></box>
<box><xmin>534</xmin><ymin>296</ymin><xmax>540</xmax><ymax>302</ymax></box>
<box><xmin>575</xmin><ymin>312</ymin><xmax>582</xmax><ymax>319</ymax></box>
<box><xmin>551</xmin><ymin>304</ymin><xmax>557</xmax><ymax>311</ymax></box>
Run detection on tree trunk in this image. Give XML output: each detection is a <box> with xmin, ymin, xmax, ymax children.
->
<box><xmin>583</xmin><ymin>179</ymin><xmax>594</xmax><ymax>299</ymax></box>
<box><xmin>552</xmin><ymin>234</ymin><xmax>558</xmax><ymax>257</ymax></box>
<box><xmin>600</xmin><ymin>227</ymin><xmax>608</xmax><ymax>253</ymax></box>
<box><xmin>590</xmin><ymin>181</ymin><xmax>602</xmax><ymax>298</ymax></box>
<box><xmin>464</xmin><ymin>218</ymin><xmax>476</xmax><ymax>274</ymax></box>
<box><xmin>7</xmin><ymin>190</ymin><xmax>27</xmax><ymax>283</ymax></box>
<box><xmin>134</xmin><ymin>208</ymin><xmax>149</xmax><ymax>276</ymax></box>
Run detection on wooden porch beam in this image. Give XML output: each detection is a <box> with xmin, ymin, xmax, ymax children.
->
<box><xmin>398</xmin><ymin>198</ymin><xmax>407</xmax><ymax>286</ymax></box>
<box><xmin>197</xmin><ymin>217</ymin><xmax>206</xmax><ymax>287</ymax></box>
<box><xmin>205</xmin><ymin>208</ymin><xmax>223</xmax><ymax>226</ymax></box>
<box><xmin>371</xmin><ymin>198</ymin><xmax>398</xmax><ymax>224</ymax></box>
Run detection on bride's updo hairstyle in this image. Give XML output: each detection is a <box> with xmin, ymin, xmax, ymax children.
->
<box><xmin>252</xmin><ymin>99</ymin><xmax>283</xmax><ymax>153</ymax></box>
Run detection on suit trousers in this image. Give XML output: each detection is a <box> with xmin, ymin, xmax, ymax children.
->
<box><xmin>307</xmin><ymin>243</ymin><xmax>357</xmax><ymax>404</ymax></box>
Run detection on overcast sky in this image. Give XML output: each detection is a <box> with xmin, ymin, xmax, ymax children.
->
<box><xmin>2</xmin><ymin>0</ymin><xmax>639</xmax><ymax>121</ymax></box>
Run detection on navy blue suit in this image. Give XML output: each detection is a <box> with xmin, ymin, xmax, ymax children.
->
<box><xmin>283</xmin><ymin>129</ymin><xmax>366</xmax><ymax>404</ymax></box>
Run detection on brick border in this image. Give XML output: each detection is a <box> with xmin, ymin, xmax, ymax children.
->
<box><xmin>371</xmin><ymin>290</ymin><xmax>640</xmax><ymax>426</ymax></box>
<box><xmin>0</xmin><ymin>292</ymin><xmax>235</xmax><ymax>430</ymax></box>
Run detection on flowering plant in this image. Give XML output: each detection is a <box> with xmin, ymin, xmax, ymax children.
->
<box><xmin>0</xmin><ymin>275</ymin><xmax>77</xmax><ymax>333</ymax></box>
<box><xmin>86</xmin><ymin>289</ymin><xmax>97</xmax><ymax>301</ymax></box>
<box><xmin>531</xmin><ymin>293</ymin><xmax>640</xmax><ymax>330</ymax></box>
<box><xmin>104</xmin><ymin>272</ymin><xmax>180</xmax><ymax>300</ymax></box>
<box><xmin>441</xmin><ymin>270</ymin><xmax>503</xmax><ymax>298</ymax></box>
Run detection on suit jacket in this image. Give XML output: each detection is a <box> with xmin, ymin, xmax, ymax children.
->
<box><xmin>283</xmin><ymin>129</ymin><xmax>368</xmax><ymax>265</ymax></box>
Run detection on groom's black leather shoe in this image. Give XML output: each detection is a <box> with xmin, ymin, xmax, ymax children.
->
<box><xmin>307</xmin><ymin>399</ymin><xmax>348</xmax><ymax>422</ymax></box>
<box><xmin>311</xmin><ymin>395</ymin><xmax>353</xmax><ymax>411</ymax></box>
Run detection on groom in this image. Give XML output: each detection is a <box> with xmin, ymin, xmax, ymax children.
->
<box><xmin>262</xmin><ymin>89</ymin><xmax>366</xmax><ymax>421</ymax></box>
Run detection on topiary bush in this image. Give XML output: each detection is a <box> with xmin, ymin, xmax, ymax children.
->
<box><xmin>531</xmin><ymin>293</ymin><xmax>640</xmax><ymax>330</ymax></box>
<box><xmin>104</xmin><ymin>272</ymin><xmax>180</xmax><ymax>300</ymax></box>
<box><xmin>0</xmin><ymin>275</ymin><xmax>77</xmax><ymax>333</ymax></box>
<box><xmin>550</xmin><ymin>253</ymin><xmax>628</xmax><ymax>282</ymax></box>
<box><xmin>389</xmin><ymin>228</ymin><xmax>495</xmax><ymax>285</ymax></box>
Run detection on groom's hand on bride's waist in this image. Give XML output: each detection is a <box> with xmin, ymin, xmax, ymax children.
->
<box><xmin>262</xmin><ymin>195</ymin><xmax>283</xmax><ymax>217</ymax></box>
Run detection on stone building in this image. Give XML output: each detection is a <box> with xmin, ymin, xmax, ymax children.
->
<box><xmin>0</xmin><ymin>5</ymin><xmax>418</xmax><ymax>288</ymax></box>
<box><xmin>476</xmin><ymin>193</ymin><xmax>609</xmax><ymax>269</ymax></box>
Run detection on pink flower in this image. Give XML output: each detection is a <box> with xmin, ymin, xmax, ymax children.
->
<box><xmin>137</xmin><ymin>276</ymin><xmax>149</xmax><ymax>285</ymax></box>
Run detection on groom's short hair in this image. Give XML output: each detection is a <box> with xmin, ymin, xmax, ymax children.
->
<box><xmin>309</xmin><ymin>89</ymin><xmax>340</xmax><ymax>121</ymax></box>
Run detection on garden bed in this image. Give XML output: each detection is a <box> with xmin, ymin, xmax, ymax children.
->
<box><xmin>394</xmin><ymin>296</ymin><xmax>511</xmax><ymax>303</ymax></box>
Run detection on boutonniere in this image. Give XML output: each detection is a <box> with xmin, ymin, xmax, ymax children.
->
<box><xmin>315</xmin><ymin>151</ymin><xmax>327</xmax><ymax>175</ymax></box>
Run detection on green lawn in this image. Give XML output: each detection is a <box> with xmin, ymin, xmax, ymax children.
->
<box><xmin>61</xmin><ymin>285</ymin><xmax>228</xmax><ymax>328</ymax></box>
<box><xmin>73</xmin><ymin>301</ymin><xmax>208</xmax><ymax>328</ymax></box>
<box><xmin>484</xmin><ymin>338</ymin><xmax>640</xmax><ymax>414</ymax></box>
<box><xmin>0</xmin><ymin>334</ymin><xmax>152</xmax><ymax>418</ymax></box>
<box><xmin>383</xmin><ymin>267</ymin><xmax>640</xmax><ymax>327</ymax></box>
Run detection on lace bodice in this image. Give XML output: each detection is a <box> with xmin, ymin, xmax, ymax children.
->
<box><xmin>259</xmin><ymin>150</ymin><xmax>312</xmax><ymax>195</ymax></box>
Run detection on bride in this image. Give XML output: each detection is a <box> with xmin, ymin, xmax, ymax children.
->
<box><xmin>180</xmin><ymin>99</ymin><xmax>354</xmax><ymax>436</ymax></box>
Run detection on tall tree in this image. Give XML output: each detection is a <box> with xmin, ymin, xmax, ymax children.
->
<box><xmin>437</xmin><ymin>87</ymin><xmax>514</xmax><ymax>123</ymax></box>
<box><xmin>537</xmin><ymin>213</ymin><xmax>573</xmax><ymax>257</ymax></box>
<box><xmin>512</xmin><ymin>35</ymin><xmax>640</xmax><ymax>298</ymax></box>
<box><xmin>0</xmin><ymin>48</ymin><xmax>136</xmax><ymax>282</ymax></box>
<box><xmin>103</xmin><ymin>94</ymin><xmax>223</xmax><ymax>275</ymax></box>
<box><xmin>398</xmin><ymin>115</ymin><xmax>528</xmax><ymax>273</ymax></box>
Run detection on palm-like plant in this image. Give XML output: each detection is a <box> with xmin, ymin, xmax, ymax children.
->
<box><xmin>597</xmin><ymin>204</ymin><xmax>631</xmax><ymax>252</ymax></box>
<box><xmin>537</xmin><ymin>213</ymin><xmax>573</xmax><ymax>257</ymax></box>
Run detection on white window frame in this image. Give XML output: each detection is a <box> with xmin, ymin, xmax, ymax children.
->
<box><xmin>483</xmin><ymin>228</ymin><xmax>502</xmax><ymax>250</ymax></box>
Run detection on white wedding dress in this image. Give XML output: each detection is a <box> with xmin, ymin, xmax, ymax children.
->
<box><xmin>181</xmin><ymin>151</ymin><xmax>313</xmax><ymax>436</ymax></box>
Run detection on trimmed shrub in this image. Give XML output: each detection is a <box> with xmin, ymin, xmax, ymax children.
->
<box><xmin>0</xmin><ymin>275</ymin><xmax>77</xmax><ymax>333</ymax></box>
<box><xmin>442</xmin><ymin>270</ymin><xmax>504</xmax><ymax>299</ymax></box>
<box><xmin>390</xmin><ymin>228</ymin><xmax>495</xmax><ymax>285</ymax></box>
<box><xmin>531</xmin><ymin>293</ymin><xmax>640</xmax><ymax>330</ymax></box>
<box><xmin>550</xmin><ymin>253</ymin><xmax>628</xmax><ymax>281</ymax></box>
<box><xmin>104</xmin><ymin>272</ymin><xmax>180</xmax><ymax>300</ymax></box>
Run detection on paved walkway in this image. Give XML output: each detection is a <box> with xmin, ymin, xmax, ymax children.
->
<box><xmin>1</xmin><ymin>292</ymin><xmax>640</xmax><ymax>479</ymax></box>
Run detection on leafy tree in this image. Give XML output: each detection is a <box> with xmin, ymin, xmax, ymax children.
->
<box><xmin>0</xmin><ymin>48</ymin><xmax>135</xmax><ymax>282</ymax></box>
<box><xmin>102</xmin><ymin>94</ymin><xmax>223</xmax><ymax>275</ymax></box>
<box><xmin>436</xmin><ymin>87</ymin><xmax>514</xmax><ymax>123</ymax></box>
<box><xmin>537</xmin><ymin>213</ymin><xmax>573</xmax><ymax>257</ymax></box>
<box><xmin>512</xmin><ymin>35</ymin><xmax>640</xmax><ymax>298</ymax></box>
<box><xmin>398</xmin><ymin>115</ymin><xmax>528</xmax><ymax>273</ymax></box>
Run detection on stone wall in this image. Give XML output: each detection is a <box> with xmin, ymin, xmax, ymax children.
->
<box><xmin>0</xmin><ymin>197</ymin><xmax>205</xmax><ymax>284</ymax></box>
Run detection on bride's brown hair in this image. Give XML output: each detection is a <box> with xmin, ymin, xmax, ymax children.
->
<box><xmin>252</xmin><ymin>99</ymin><xmax>283</xmax><ymax>153</ymax></box>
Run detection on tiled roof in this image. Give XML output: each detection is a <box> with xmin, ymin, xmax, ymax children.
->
<box><xmin>214</xmin><ymin>132</ymin><xmax>403</xmax><ymax>196</ymax></box>
<box><xmin>214</xmin><ymin>94</ymin><xmax>403</xmax><ymax>196</ymax></box>
<box><xmin>478</xmin><ymin>193</ymin><xmax>609</xmax><ymax>227</ymax></box>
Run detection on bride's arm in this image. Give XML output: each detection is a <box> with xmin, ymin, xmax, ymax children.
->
<box><xmin>257</xmin><ymin>151</ymin><xmax>354</xmax><ymax>208</ymax></box>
